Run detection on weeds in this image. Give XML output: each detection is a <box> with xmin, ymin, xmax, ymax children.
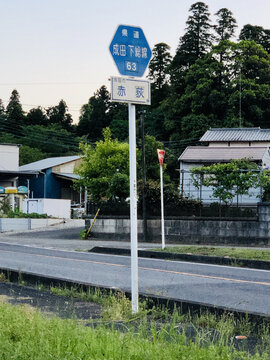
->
<box><xmin>2</xmin><ymin>301</ymin><xmax>266</xmax><ymax>359</ymax></box>
<box><xmin>154</xmin><ymin>246</ymin><xmax>270</xmax><ymax>262</ymax></box>
<box><xmin>0</xmin><ymin>272</ymin><xmax>7</xmax><ymax>282</ymax></box>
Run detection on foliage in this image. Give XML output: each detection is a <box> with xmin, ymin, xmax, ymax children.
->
<box><xmin>169</xmin><ymin>1</ymin><xmax>213</xmax><ymax>91</ymax></box>
<box><xmin>148</xmin><ymin>43</ymin><xmax>172</xmax><ymax>107</ymax></box>
<box><xmin>138</xmin><ymin>179</ymin><xmax>201</xmax><ymax>216</ymax></box>
<box><xmin>75</xmin><ymin>128</ymin><xmax>129</xmax><ymax>201</ymax></box>
<box><xmin>76</xmin><ymin>85</ymin><xmax>111</xmax><ymax>139</ymax></box>
<box><xmin>1</xmin><ymin>208</ymin><xmax>49</xmax><ymax>218</ymax></box>
<box><xmin>239</xmin><ymin>24</ymin><xmax>270</xmax><ymax>53</ymax></box>
<box><xmin>191</xmin><ymin>159</ymin><xmax>260</xmax><ymax>204</ymax></box>
<box><xmin>21</xmin><ymin>124</ymin><xmax>80</xmax><ymax>155</ymax></box>
<box><xmin>214</xmin><ymin>8</ymin><xmax>237</xmax><ymax>42</ymax></box>
<box><xmin>5</xmin><ymin>89</ymin><xmax>25</xmax><ymax>127</ymax></box>
<box><xmin>26</xmin><ymin>107</ymin><xmax>47</xmax><ymax>126</ymax></box>
<box><xmin>46</xmin><ymin>99</ymin><xmax>74</xmax><ymax>131</ymax></box>
<box><xmin>154</xmin><ymin>245</ymin><xmax>270</xmax><ymax>262</ymax></box>
<box><xmin>19</xmin><ymin>145</ymin><xmax>45</xmax><ymax>166</ymax></box>
<box><xmin>0</xmin><ymin>197</ymin><xmax>11</xmax><ymax>217</ymax></box>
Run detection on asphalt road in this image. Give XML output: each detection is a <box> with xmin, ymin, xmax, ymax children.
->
<box><xmin>0</xmin><ymin>242</ymin><xmax>269</xmax><ymax>316</ymax></box>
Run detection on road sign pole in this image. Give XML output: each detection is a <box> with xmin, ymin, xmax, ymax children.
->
<box><xmin>157</xmin><ymin>149</ymin><xmax>165</xmax><ymax>250</ymax></box>
<box><xmin>160</xmin><ymin>164</ymin><xmax>165</xmax><ymax>249</ymax></box>
<box><xmin>129</xmin><ymin>103</ymin><xmax>138</xmax><ymax>313</ymax></box>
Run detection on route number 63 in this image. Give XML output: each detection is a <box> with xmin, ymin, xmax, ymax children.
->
<box><xmin>126</xmin><ymin>61</ymin><xmax>137</xmax><ymax>72</ymax></box>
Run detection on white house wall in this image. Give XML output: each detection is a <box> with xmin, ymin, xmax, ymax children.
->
<box><xmin>180</xmin><ymin>162</ymin><xmax>261</xmax><ymax>205</ymax></box>
<box><xmin>0</xmin><ymin>145</ymin><xmax>19</xmax><ymax>171</ymax></box>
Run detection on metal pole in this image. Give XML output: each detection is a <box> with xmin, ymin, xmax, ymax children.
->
<box><xmin>140</xmin><ymin>111</ymin><xmax>147</xmax><ymax>242</ymax></box>
<box><xmin>129</xmin><ymin>103</ymin><xmax>138</xmax><ymax>313</ymax></box>
<box><xmin>160</xmin><ymin>164</ymin><xmax>165</xmax><ymax>249</ymax></box>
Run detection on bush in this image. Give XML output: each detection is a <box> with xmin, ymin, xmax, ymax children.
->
<box><xmin>138</xmin><ymin>180</ymin><xmax>201</xmax><ymax>216</ymax></box>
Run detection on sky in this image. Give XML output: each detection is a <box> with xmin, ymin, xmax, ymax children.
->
<box><xmin>1</xmin><ymin>0</ymin><xmax>270</xmax><ymax>123</ymax></box>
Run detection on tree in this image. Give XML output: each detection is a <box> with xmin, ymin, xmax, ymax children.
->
<box><xmin>148</xmin><ymin>43</ymin><xmax>172</xmax><ymax>106</ymax></box>
<box><xmin>214</xmin><ymin>8</ymin><xmax>237</xmax><ymax>42</ymax></box>
<box><xmin>46</xmin><ymin>100</ymin><xmax>73</xmax><ymax>131</ymax></box>
<box><xmin>22</xmin><ymin>124</ymin><xmax>80</xmax><ymax>155</ymax></box>
<box><xmin>170</xmin><ymin>1</ymin><xmax>213</xmax><ymax>91</ymax></box>
<box><xmin>6</xmin><ymin>89</ymin><xmax>25</xmax><ymax>127</ymax></box>
<box><xmin>77</xmin><ymin>86</ymin><xmax>111</xmax><ymax>139</ymax></box>
<box><xmin>26</xmin><ymin>107</ymin><xmax>47</xmax><ymax>126</ymax></box>
<box><xmin>148</xmin><ymin>43</ymin><xmax>172</xmax><ymax>89</ymax></box>
<box><xmin>239</xmin><ymin>24</ymin><xmax>270</xmax><ymax>53</ymax></box>
<box><xmin>74</xmin><ymin>128</ymin><xmax>129</xmax><ymax>201</ymax></box>
<box><xmin>107</xmin><ymin>102</ymin><xmax>128</xmax><ymax>141</ymax></box>
<box><xmin>19</xmin><ymin>145</ymin><xmax>45</xmax><ymax>166</ymax></box>
<box><xmin>0</xmin><ymin>99</ymin><xmax>5</xmax><ymax>116</ymax></box>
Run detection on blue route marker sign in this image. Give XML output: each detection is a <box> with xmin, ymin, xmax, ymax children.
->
<box><xmin>109</xmin><ymin>25</ymin><xmax>152</xmax><ymax>77</ymax></box>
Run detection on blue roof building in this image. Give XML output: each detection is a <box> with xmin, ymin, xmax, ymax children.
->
<box><xmin>19</xmin><ymin>156</ymin><xmax>82</xmax><ymax>203</ymax></box>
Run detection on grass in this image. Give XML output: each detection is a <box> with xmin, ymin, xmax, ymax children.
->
<box><xmin>50</xmin><ymin>285</ymin><xmax>148</xmax><ymax>321</ymax></box>
<box><xmin>0</xmin><ymin>301</ymin><xmax>268</xmax><ymax>360</ymax></box>
<box><xmin>153</xmin><ymin>246</ymin><xmax>270</xmax><ymax>261</ymax></box>
<box><xmin>0</xmin><ymin>276</ymin><xmax>270</xmax><ymax>357</ymax></box>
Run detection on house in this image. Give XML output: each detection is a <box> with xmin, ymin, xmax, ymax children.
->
<box><xmin>19</xmin><ymin>156</ymin><xmax>83</xmax><ymax>205</ymax></box>
<box><xmin>179</xmin><ymin>128</ymin><xmax>270</xmax><ymax>204</ymax></box>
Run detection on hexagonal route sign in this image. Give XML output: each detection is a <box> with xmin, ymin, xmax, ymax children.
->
<box><xmin>109</xmin><ymin>25</ymin><xmax>152</xmax><ymax>77</ymax></box>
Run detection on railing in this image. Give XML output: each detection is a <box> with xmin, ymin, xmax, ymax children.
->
<box><xmin>86</xmin><ymin>201</ymin><xmax>258</xmax><ymax>219</ymax></box>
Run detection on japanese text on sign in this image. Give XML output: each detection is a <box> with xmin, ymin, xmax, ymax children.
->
<box><xmin>111</xmin><ymin>76</ymin><xmax>151</xmax><ymax>105</ymax></box>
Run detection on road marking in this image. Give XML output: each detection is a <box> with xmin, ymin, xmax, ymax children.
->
<box><xmin>0</xmin><ymin>248</ymin><xmax>270</xmax><ymax>287</ymax></box>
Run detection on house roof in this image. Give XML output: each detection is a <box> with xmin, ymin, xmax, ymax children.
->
<box><xmin>200</xmin><ymin>128</ymin><xmax>270</xmax><ymax>142</ymax></box>
<box><xmin>179</xmin><ymin>146</ymin><xmax>268</xmax><ymax>162</ymax></box>
<box><xmin>19</xmin><ymin>156</ymin><xmax>81</xmax><ymax>172</ymax></box>
<box><xmin>53</xmin><ymin>173</ymin><xmax>80</xmax><ymax>181</ymax></box>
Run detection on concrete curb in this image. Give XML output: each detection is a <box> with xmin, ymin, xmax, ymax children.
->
<box><xmin>0</xmin><ymin>267</ymin><xmax>269</xmax><ymax>323</ymax></box>
<box><xmin>90</xmin><ymin>246</ymin><xmax>270</xmax><ymax>271</ymax></box>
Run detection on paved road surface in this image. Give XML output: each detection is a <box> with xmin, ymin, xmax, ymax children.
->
<box><xmin>0</xmin><ymin>242</ymin><xmax>269</xmax><ymax>316</ymax></box>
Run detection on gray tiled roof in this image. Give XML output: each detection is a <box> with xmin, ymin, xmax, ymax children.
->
<box><xmin>179</xmin><ymin>146</ymin><xmax>268</xmax><ymax>162</ymax></box>
<box><xmin>19</xmin><ymin>156</ymin><xmax>81</xmax><ymax>171</ymax></box>
<box><xmin>200</xmin><ymin>128</ymin><xmax>270</xmax><ymax>142</ymax></box>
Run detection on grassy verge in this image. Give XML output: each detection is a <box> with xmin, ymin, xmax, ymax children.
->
<box><xmin>0</xmin><ymin>301</ymin><xmax>268</xmax><ymax>360</ymax></box>
<box><xmin>153</xmin><ymin>246</ymin><xmax>270</xmax><ymax>261</ymax></box>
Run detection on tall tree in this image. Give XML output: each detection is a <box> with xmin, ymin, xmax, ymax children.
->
<box><xmin>148</xmin><ymin>43</ymin><xmax>172</xmax><ymax>107</ymax></box>
<box><xmin>26</xmin><ymin>107</ymin><xmax>47</xmax><ymax>126</ymax></box>
<box><xmin>0</xmin><ymin>99</ymin><xmax>5</xmax><ymax>115</ymax></box>
<box><xmin>148</xmin><ymin>43</ymin><xmax>172</xmax><ymax>91</ymax></box>
<box><xmin>239</xmin><ymin>24</ymin><xmax>270</xmax><ymax>54</ymax></box>
<box><xmin>46</xmin><ymin>100</ymin><xmax>73</xmax><ymax>131</ymax></box>
<box><xmin>169</xmin><ymin>2</ymin><xmax>213</xmax><ymax>92</ymax></box>
<box><xmin>77</xmin><ymin>85</ymin><xmax>111</xmax><ymax>139</ymax></box>
<box><xmin>214</xmin><ymin>8</ymin><xmax>237</xmax><ymax>42</ymax></box>
<box><xmin>6</xmin><ymin>89</ymin><xmax>25</xmax><ymax>127</ymax></box>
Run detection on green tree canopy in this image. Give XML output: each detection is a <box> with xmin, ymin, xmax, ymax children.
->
<box><xmin>6</xmin><ymin>89</ymin><xmax>25</xmax><ymax>127</ymax></box>
<box><xmin>26</xmin><ymin>107</ymin><xmax>47</xmax><ymax>126</ymax></box>
<box><xmin>19</xmin><ymin>145</ymin><xmax>45</xmax><ymax>166</ymax></box>
<box><xmin>170</xmin><ymin>1</ymin><xmax>213</xmax><ymax>92</ymax></box>
<box><xmin>75</xmin><ymin>128</ymin><xmax>129</xmax><ymax>201</ymax></box>
<box><xmin>46</xmin><ymin>100</ymin><xmax>73</xmax><ymax>131</ymax></box>
<box><xmin>77</xmin><ymin>86</ymin><xmax>111</xmax><ymax>139</ymax></box>
<box><xmin>239</xmin><ymin>24</ymin><xmax>270</xmax><ymax>53</ymax></box>
<box><xmin>214</xmin><ymin>8</ymin><xmax>237</xmax><ymax>42</ymax></box>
